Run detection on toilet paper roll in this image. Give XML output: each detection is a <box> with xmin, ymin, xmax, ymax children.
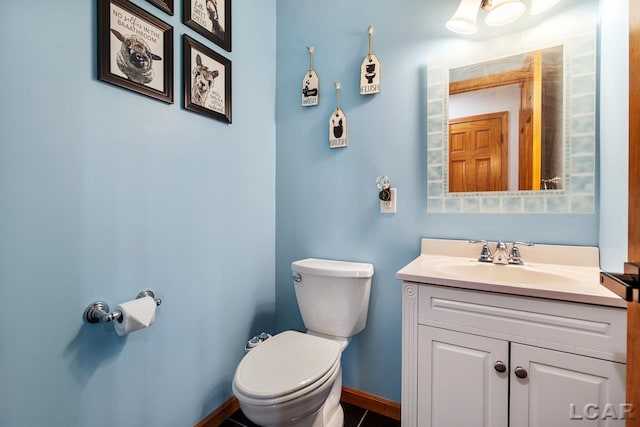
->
<box><xmin>114</xmin><ymin>296</ymin><xmax>157</xmax><ymax>336</ymax></box>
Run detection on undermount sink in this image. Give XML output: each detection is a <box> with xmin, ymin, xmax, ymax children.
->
<box><xmin>427</xmin><ymin>259</ymin><xmax>583</xmax><ymax>288</ymax></box>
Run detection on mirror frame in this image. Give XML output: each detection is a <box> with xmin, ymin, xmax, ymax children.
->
<box><xmin>426</xmin><ymin>24</ymin><xmax>596</xmax><ymax>214</ymax></box>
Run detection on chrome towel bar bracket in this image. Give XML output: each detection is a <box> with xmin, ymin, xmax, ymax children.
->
<box><xmin>84</xmin><ymin>289</ymin><xmax>162</xmax><ymax>324</ymax></box>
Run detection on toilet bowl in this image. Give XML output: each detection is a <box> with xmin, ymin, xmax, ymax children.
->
<box><xmin>232</xmin><ymin>258</ymin><xmax>374</xmax><ymax>427</ymax></box>
<box><xmin>233</xmin><ymin>331</ymin><xmax>343</xmax><ymax>427</ymax></box>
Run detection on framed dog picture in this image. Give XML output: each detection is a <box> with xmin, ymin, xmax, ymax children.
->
<box><xmin>98</xmin><ymin>0</ymin><xmax>174</xmax><ymax>104</ymax></box>
<box><xmin>183</xmin><ymin>35</ymin><xmax>232</xmax><ymax>123</ymax></box>
<box><xmin>146</xmin><ymin>0</ymin><xmax>174</xmax><ymax>16</ymax></box>
<box><xmin>183</xmin><ymin>0</ymin><xmax>231</xmax><ymax>52</ymax></box>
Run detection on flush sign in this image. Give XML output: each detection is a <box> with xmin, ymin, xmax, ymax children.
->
<box><xmin>360</xmin><ymin>25</ymin><xmax>381</xmax><ymax>95</ymax></box>
<box><xmin>360</xmin><ymin>54</ymin><xmax>381</xmax><ymax>95</ymax></box>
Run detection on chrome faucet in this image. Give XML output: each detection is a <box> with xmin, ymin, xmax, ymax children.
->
<box><xmin>470</xmin><ymin>240</ymin><xmax>534</xmax><ymax>265</ymax></box>
<box><xmin>492</xmin><ymin>241</ymin><xmax>509</xmax><ymax>264</ymax></box>
<box><xmin>469</xmin><ymin>240</ymin><xmax>493</xmax><ymax>262</ymax></box>
<box><xmin>508</xmin><ymin>242</ymin><xmax>534</xmax><ymax>265</ymax></box>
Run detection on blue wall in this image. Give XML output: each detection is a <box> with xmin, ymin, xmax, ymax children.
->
<box><xmin>0</xmin><ymin>0</ymin><xmax>629</xmax><ymax>424</ymax></box>
<box><xmin>0</xmin><ymin>0</ymin><xmax>276</xmax><ymax>426</ymax></box>
<box><xmin>275</xmin><ymin>0</ymin><xmax>628</xmax><ymax>402</ymax></box>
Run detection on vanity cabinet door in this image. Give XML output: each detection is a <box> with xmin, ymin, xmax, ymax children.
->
<box><xmin>417</xmin><ymin>326</ymin><xmax>509</xmax><ymax>427</ymax></box>
<box><xmin>510</xmin><ymin>343</ymin><xmax>627</xmax><ymax>427</ymax></box>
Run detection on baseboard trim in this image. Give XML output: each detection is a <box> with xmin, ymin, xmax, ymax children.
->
<box><xmin>340</xmin><ymin>386</ymin><xmax>401</xmax><ymax>421</ymax></box>
<box><xmin>195</xmin><ymin>386</ymin><xmax>401</xmax><ymax>426</ymax></box>
<box><xmin>194</xmin><ymin>396</ymin><xmax>239</xmax><ymax>427</ymax></box>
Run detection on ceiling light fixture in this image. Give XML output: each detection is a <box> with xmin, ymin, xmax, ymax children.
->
<box><xmin>445</xmin><ymin>0</ymin><xmax>483</xmax><ymax>35</ymax></box>
<box><xmin>530</xmin><ymin>0</ymin><xmax>561</xmax><ymax>15</ymax></box>
<box><xmin>446</xmin><ymin>0</ymin><xmax>560</xmax><ymax>35</ymax></box>
<box><xmin>484</xmin><ymin>0</ymin><xmax>525</xmax><ymax>27</ymax></box>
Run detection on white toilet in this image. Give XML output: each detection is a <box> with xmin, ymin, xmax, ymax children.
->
<box><xmin>232</xmin><ymin>258</ymin><xmax>374</xmax><ymax>427</ymax></box>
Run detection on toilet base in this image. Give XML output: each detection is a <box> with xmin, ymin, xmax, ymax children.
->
<box><xmin>320</xmin><ymin>403</ymin><xmax>343</xmax><ymax>427</ymax></box>
<box><xmin>281</xmin><ymin>366</ymin><xmax>344</xmax><ymax>427</ymax></box>
<box><xmin>280</xmin><ymin>404</ymin><xmax>343</xmax><ymax>427</ymax></box>
<box><xmin>245</xmin><ymin>367</ymin><xmax>344</xmax><ymax>427</ymax></box>
<box><xmin>312</xmin><ymin>366</ymin><xmax>343</xmax><ymax>427</ymax></box>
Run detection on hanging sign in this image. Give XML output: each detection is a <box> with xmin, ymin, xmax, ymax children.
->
<box><xmin>329</xmin><ymin>82</ymin><xmax>348</xmax><ymax>148</ymax></box>
<box><xmin>360</xmin><ymin>25</ymin><xmax>381</xmax><ymax>95</ymax></box>
<box><xmin>302</xmin><ymin>46</ymin><xmax>319</xmax><ymax>107</ymax></box>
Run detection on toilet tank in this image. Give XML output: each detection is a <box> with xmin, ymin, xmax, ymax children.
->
<box><xmin>291</xmin><ymin>258</ymin><xmax>374</xmax><ymax>338</ymax></box>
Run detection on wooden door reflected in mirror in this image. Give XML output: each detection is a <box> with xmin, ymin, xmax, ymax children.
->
<box><xmin>449</xmin><ymin>112</ymin><xmax>508</xmax><ymax>192</ymax></box>
<box><xmin>448</xmin><ymin>46</ymin><xmax>563</xmax><ymax>192</ymax></box>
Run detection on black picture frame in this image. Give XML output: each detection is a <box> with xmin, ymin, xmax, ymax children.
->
<box><xmin>146</xmin><ymin>0</ymin><xmax>174</xmax><ymax>16</ymax></box>
<box><xmin>183</xmin><ymin>35</ymin><xmax>232</xmax><ymax>123</ymax></box>
<box><xmin>98</xmin><ymin>0</ymin><xmax>174</xmax><ymax>104</ymax></box>
<box><xmin>183</xmin><ymin>0</ymin><xmax>231</xmax><ymax>52</ymax></box>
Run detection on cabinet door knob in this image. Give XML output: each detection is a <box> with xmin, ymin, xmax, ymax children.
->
<box><xmin>494</xmin><ymin>361</ymin><xmax>507</xmax><ymax>373</ymax></box>
<box><xmin>514</xmin><ymin>366</ymin><xmax>528</xmax><ymax>379</ymax></box>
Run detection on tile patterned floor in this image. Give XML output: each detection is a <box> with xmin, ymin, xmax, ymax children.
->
<box><xmin>220</xmin><ymin>402</ymin><xmax>400</xmax><ymax>427</ymax></box>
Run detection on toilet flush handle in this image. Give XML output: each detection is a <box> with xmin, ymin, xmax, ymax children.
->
<box><xmin>292</xmin><ymin>273</ymin><xmax>302</xmax><ymax>282</ymax></box>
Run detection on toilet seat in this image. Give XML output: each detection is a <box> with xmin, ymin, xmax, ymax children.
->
<box><xmin>233</xmin><ymin>331</ymin><xmax>341</xmax><ymax>405</ymax></box>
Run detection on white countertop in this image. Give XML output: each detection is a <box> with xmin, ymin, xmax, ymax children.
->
<box><xmin>396</xmin><ymin>238</ymin><xmax>627</xmax><ymax>308</ymax></box>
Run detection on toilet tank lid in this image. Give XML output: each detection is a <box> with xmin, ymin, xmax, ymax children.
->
<box><xmin>292</xmin><ymin>258</ymin><xmax>374</xmax><ymax>278</ymax></box>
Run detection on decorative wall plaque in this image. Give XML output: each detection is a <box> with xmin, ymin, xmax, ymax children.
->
<box><xmin>302</xmin><ymin>46</ymin><xmax>319</xmax><ymax>107</ymax></box>
<box><xmin>360</xmin><ymin>25</ymin><xmax>381</xmax><ymax>95</ymax></box>
<box><xmin>329</xmin><ymin>82</ymin><xmax>348</xmax><ymax>148</ymax></box>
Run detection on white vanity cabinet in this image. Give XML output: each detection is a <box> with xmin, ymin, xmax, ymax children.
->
<box><xmin>417</xmin><ymin>326</ymin><xmax>509</xmax><ymax>426</ymax></box>
<box><xmin>402</xmin><ymin>282</ymin><xmax>627</xmax><ymax>427</ymax></box>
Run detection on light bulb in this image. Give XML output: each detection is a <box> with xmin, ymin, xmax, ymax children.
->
<box><xmin>446</xmin><ymin>0</ymin><xmax>482</xmax><ymax>35</ymax></box>
<box><xmin>485</xmin><ymin>0</ymin><xmax>525</xmax><ymax>26</ymax></box>
<box><xmin>530</xmin><ymin>0</ymin><xmax>561</xmax><ymax>15</ymax></box>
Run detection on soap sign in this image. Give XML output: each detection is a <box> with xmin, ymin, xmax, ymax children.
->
<box><xmin>301</xmin><ymin>69</ymin><xmax>319</xmax><ymax>106</ymax></box>
<box><xmin>302</xmin><ymin>46</ymin><xmax>319</xmax><ymax>107</ymax></box>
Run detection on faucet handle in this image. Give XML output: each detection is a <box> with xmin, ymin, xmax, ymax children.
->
<box><xmin>512</xmin><ymin>241</ymin><xmax>534</xmax><ymax>249</ymax></box>
<box><xmin>508</xmin><ymin>242</ymin><xmax>534</xmax><ymax>265</ymax></box>
<box><xmin>469</xmin><ymin>240</ymin><xmax>493</xmax><ymax>262</ymax></box>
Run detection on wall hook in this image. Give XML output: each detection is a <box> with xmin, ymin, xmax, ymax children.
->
<box><xmin>368</xmin><ymin>25</ymin><xmax>374</xmax><ymax>60</ymax></box>
<box><xmin>307</xmin><ymin>45</ymin><xmax>314</xmax><ymax>73</ymax></box>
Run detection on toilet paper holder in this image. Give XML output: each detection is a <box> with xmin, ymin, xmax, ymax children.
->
<box><xmin>84</xmin><ymin>290</ymin><xmax>162</xmax><ymax>324</ymax></box>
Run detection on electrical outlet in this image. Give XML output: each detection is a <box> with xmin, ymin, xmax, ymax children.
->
<box><xmin>380</xmin><ymin>188</ymin><xmax>397</xmax><ymax>214</ymax></box>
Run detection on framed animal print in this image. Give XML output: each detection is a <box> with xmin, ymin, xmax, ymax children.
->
<box><xmin>146</xmin><ymin>0</ymin><xmax>174</xmax><ymax>16</ymax></box>
<box><xmin>183</xmin><ymin>35</ymin><xmax>232</xmax><ymax>123</ymax></box>
<box><xmin>98</xmin><ymin>0</ymin><xmax>174</xmax><ymax>104</ymax></box>
<box><xmin>183</xmin><ymin>0</ymin><xmax>231</xmax><ymax>52</ymax></box>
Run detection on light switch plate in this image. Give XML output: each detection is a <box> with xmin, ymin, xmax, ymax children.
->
<box><xmin>380</xmin><ymin>188</ymin><xmax>396</xmax><ymax>214</ymax></box>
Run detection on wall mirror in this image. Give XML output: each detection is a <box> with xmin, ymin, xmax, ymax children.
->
<box><xmin>426</xmin><ymin>21</ymin><xmax>596</xmax><ymax>214</ymax></box>
<box><xmin>449</xmin><ymin>45</ymin><xmax>563</xmax><ymax>193</ymax></box>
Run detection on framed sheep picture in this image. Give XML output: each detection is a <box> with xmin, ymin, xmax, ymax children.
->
<box><xmin>183</xmin><ymin>35</ymin><xmax>232</xmax><ymax>123</ymax></box>
<box><xmin>146</xmin><ymin>0</ymin><xmax>174</xmax><ymax>16</ymax></box>
<box><xmin>98</xmin><ymin>0</ymin><xmax>174</xmax><ymax>104</ymax></box>
<box><xmin>183</xmin><ymin>0</ymin><xmax>231</xmax><ymax>52</ymax></box>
